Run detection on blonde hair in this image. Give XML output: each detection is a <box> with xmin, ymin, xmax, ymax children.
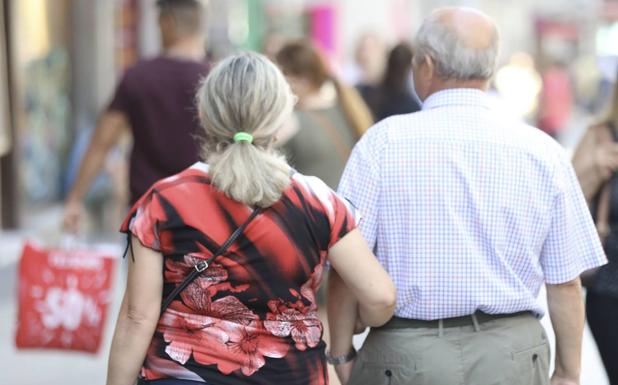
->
<box><xmin>196</xmin><ymin>52</ymin><xmax>294</xmax><ymax>207</ymax></box>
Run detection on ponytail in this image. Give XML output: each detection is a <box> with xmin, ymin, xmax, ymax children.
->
<box><xmin>196</xmin><ymin>52</ymin><xmax>295</xmax><ymax>207</ymax></box>
<box><xmin>208</xmin><ymin>142</ymin><xmax>290</xmax><ymax>208</ymax></box>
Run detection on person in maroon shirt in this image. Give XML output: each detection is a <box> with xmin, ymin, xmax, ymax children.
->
<box><xmin>63</xmin><ymin>0</ymin><xmax>209</xmax><ymax>231</ymax></box>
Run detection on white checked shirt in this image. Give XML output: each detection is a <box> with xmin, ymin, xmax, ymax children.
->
<box><xmin>338</xmin><ymin>88</ymin><xmax>607</xmax><ymax>320</ymax></box>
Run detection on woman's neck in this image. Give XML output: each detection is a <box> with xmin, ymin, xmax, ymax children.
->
<box><xmin>298</xmin><ymin>82</ymin><xmax>337</xmax><ymax>110</ymax></box>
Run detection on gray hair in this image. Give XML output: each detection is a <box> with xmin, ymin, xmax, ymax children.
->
<box><xmin>413</xmin><ymin>9</ymin><xmax>500</xmax><ymax>81</ymax></box>
<box><xmin>196</xmin><ymin>52</ymin><xmax>294</xmax><ymax>207</ymax></box>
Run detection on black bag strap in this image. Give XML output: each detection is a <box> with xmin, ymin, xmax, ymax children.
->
<box><xmin>160</xmin><ymin>208</ymin><xmax>262</xmax><ymax>314</ymax></box>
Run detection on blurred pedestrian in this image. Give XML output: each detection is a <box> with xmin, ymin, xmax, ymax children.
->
<box><xmin>330</xmin><ymin>7</ymin><xmax>606</xmax><ymax>385</ymax></box>
<box><xmin>494</xmin><ymin>52</ymin><xmax>542</xmax><ymax>121</ymax></box>
<box><xmin>351</xmin><ymin>32</ymin><xmax>387</xmax><ymax>101</ymax></box>
<box><xmin>572</xmin><ymin>72</ymin><xmax>618</xmax><ymax>385</ymax></box>
<box><xmin>538</xmin><ymin>61</ymin><xmax>573</xmax><ymax>140</ymax></box>
<box><xmin>275</xmin><ymin>40</ymin><xmax>373</xmax><ymax>189</ymax></box>
<box><xmin>106</xmin><ymin>52</ymin><xmax>396</xmax><ymax>385</ymax></box>
<box><xmin>363</xmin><ymin>42</ymin><xmax>421</xmax><ymax>121</ymax></box>
<box><xmin>63</xmin><ymin>0</ymin><xmax>209</xmax><ymax>232</ymax></box>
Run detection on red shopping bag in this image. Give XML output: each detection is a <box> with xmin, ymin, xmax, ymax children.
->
<box><xmin>15</xmin><ymin>241</ymin><xmax>117</xmax><ymax>353</ymax></box>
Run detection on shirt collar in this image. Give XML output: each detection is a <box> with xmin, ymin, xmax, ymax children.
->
<box><xmin>421</xmin><ymin>88</ymin><xmax>490</xmax><ymax>111</ymax></box>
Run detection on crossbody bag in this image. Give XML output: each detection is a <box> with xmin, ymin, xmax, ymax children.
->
<box><xmin>160</xmin><ymin>208</ymin><xmax>262</xmax><ymax>314</ymax></box>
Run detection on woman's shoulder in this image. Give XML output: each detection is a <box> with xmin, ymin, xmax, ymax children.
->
<box><xmin>289</xmin><ymin>172</ymin><xmax>346</xmax><ymax>214</ymax></box>
<box><xmin>288</xmin><ymin>172</ymin><xmax>361</xmax><ymax>236</ymax></box>
<box><xmin>291</xmin><ymin>172</ymin><xmax>331</xmax><ymax>195</ymax></box>
<box><xmin>583</xmin><ymin>121</ymin><xmax>616</xmax><ymax>143</ymax></box>
<box><xmin>121</xmin><ymin>163</ymin><xmax>214</xmax><ymax>231</ymax></box>
<box><xmin>141</xmin><ymin>162</ymin><xmax>213</xmax><ymax>203</ymax></box>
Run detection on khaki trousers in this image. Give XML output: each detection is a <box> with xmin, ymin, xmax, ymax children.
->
<box><xmin>348</xmin><ymin>313</ymin><xmax>550</xmax><ymax>385</ymax></box>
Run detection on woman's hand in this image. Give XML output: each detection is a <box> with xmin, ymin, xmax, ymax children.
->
<box><xmin>334</xmin><ymin>359</ymin><xmax>356</xmax><ymax>385</ymax></box>
<box><xmin>595</xmin><ymin>143</ymin><xmax>618</xmax><ymax>180</ymax></box>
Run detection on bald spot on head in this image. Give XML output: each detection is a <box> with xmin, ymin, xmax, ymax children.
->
<box><xmin>432</xmin><ymin>7</ymin><xmax>497</xmax><ymax>52</ymax></box>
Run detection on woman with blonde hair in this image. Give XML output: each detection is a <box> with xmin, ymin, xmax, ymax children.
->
<box><xmin>106</xmin><ymin>52</ymin><xmax>396</xmax><ymax>385</ymax></box>
<box><xmin>573</xmin><ymin>72</ymin><xmax>618</xmax><ymax>384</ymax></box>
<box><xmin>276</xmin><ymin>40</ymin><xmax>374</xmax><ymax>189</ymax></box>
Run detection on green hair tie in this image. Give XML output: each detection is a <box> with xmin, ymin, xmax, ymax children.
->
<box><xmin>233</xmin><ymin>132</ymin><xmax>253</xmax><ymax>144</ymax></box>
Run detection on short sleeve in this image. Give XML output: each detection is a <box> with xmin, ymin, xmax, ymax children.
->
<box><xmin>107</xmin><ymin>72</ymin><xmax>133</xmax><ymax>115</ymax></box>
<box><xmin>540</xmin><ymin>155</ymin><xmax>607</xmax><ymax>284</ymax></box>
<box><xmin>293</xmin><ymin>174</ymin><xmax>360</xmax><ymax>250</ymax></box>
<box><xmin>337</xmin><ymin>127</ymin><xmax>382</xmax><ymax>251</ymax></box>
<box><xmin>119</xmin><ymin>188</ymin><xmax>163</xmax><ymax>251</ymax></box>
<box><xmin>327</xmin><ymin>191</ymin><xmax>361</xmax><ymax>249</ymax></box>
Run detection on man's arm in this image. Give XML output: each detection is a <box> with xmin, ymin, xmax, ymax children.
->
<box><xmin>327</xmin><ymin>270</ymin><xmax>358</xmax><ymax>385</ymax></box>
<box><xmin>540</xmin><ymin>154</ymin><xmax>607</xmax><ymax>385</ymax></box>
<box><xmin>63</xmin><ymin>111</ymin><xmax>129</xmax><ymax>232</ymax></box>
<box><xmin>546</xmin><ymin>278</ymin><xmax>584</xmax><ymax>385</ymax></box>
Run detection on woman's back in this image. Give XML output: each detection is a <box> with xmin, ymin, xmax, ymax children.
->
<box><xmin>285</xmin><ymin>105</ymin><xmax>357</xmax><ymax>189</ymax></box>
<box><xmin>121</xmin><ymin>162</ymin><xmax>358</xmax><ymax>384</ymax></box>
<box><xmin>107</xmin><ymin>52</ymin><xmax>395</xmax><ymax>385</ymax></box>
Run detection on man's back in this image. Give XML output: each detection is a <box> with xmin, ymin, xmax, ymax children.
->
<box><xmin>108</xmin><ymin>56</ymin><xmax>209</xmax><ymax>203</ymax></box>
<box><xmin>339</xmin><ymin>89</ymin><xmax>601</xmax><ymax>320</ymax></box>
<box><xmin>332</xmin><ymin>9</ymin><xmax>605</xmax><ymax>385</ymax></box>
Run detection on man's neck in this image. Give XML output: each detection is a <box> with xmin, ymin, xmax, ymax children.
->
<box><xmin>427</xmin><ymin>79</ymin><xmax>489</xmax><ymax>97</ymax></box>
<box><xmin>163</xmin><ymin>38</ymin><xmax>205</xmax><ymax>61</ymax></box>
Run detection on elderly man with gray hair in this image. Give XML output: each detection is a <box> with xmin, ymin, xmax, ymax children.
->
<box><xmin>327</xmin><ymin>7</ymin><xmax>606</xmax><ymax>385</ymax></box>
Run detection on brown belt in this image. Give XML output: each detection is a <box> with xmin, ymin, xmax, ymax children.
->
<box><xmin>377</xmin><ymin>311</ymin><xmax>532</xmax><ymax>330</ymax></box>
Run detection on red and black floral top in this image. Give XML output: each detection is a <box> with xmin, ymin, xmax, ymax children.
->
<box><xmin>120</xmin><ymin>162</ymin><xmax>358</xmax><ymax>385</ymax></box>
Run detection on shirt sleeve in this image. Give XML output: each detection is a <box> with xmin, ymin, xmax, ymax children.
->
<box><xmin>337</xmin><ymin>127</ymin><xmax>382</xmax><ymax>251</ymax></box>
<box><xmin>327</xmin><ymin>191</ymin><xmax>361</xmax><ymax>249</ymax></box>
<box><xmin>119</xmin><ymin>188</ymin><xmax>163</xmax><ymax>251</ymax></box>
<box><xmin>540</xmin><ymin>154</ymin><xmax>607</xmax><ymax>284</ymax></box>
<box><xmin>107</xmin><ymin>71</ymin><xmax>133</xmax><ymax>115</ymax></box>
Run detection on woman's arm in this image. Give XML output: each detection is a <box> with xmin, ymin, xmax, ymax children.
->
<box><xmin>107</xmin><ymin>237</ymin><xmax>164</xmax><ymax>385</ymax></box>
<box><xmin>328</xmin><ymin>228</ymin><xmax>396</xmax><ymax>327</ymax></box>
<box><xmin>327</xmin><ymin>270</ymin><xmax>359</xmax><ymax>384</ymax></box>
<box><xmin>572</xmin><ymin>126</ymin><xmax>618</xmax><ymax>202</ymax></box>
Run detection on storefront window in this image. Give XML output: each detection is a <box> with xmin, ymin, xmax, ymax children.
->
<box><xmin>13</xmin><ymin>0</ymin><xmax>72</xmax><ymax>204</ymax></box>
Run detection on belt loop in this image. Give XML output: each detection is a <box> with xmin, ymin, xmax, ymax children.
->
<box><xmin>471</xmin><ymin>313</ymin><xmax>481</xmax><ymax>332</ymax></box>
<box><xmin>438</xmin><ymin>319</ymin><xmax>444</xmax><ymax>338</ymax></box>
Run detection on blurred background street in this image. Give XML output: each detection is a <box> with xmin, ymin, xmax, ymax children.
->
<box><xmin>1</xmin><ymin>0</ymin><xmax>617</xmax><ymax>384</ymax></box>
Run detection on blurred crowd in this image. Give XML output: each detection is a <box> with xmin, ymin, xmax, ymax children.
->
<box><xmin>3</xmin><ymin>0</ymin><xmax>618</xmax><ymax>384</ymax></box>
<box><xmin>57</xmin><ymin>5</ymin><xmax>618</xmax><ymax>238</ymax></box>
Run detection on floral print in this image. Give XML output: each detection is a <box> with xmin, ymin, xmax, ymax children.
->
<box><xmin>121</xmin><ymin>164</ymin><xmax>357</xmax><ymax>385</ymax></box>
